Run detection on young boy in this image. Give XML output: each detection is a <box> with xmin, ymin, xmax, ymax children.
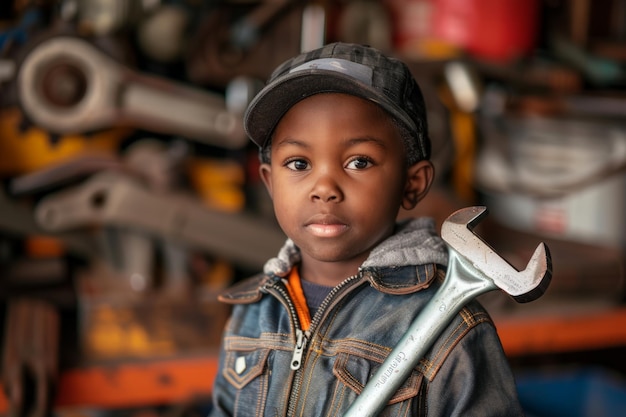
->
<box><xmin>209</xmin><ymin>42</ymin><xmax>523</xmax><ymax>416</ymax></box>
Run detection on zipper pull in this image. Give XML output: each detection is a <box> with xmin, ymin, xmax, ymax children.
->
<box><xmin>291</xmin><ymin>329</ymin><xmax>308</xmax><ymax>370</ymax></box>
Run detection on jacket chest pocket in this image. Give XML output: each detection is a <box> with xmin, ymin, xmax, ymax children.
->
<box><xmin>224</xmin><ymin>348</ymin><xmax>270</xmax><ymax>388</ymax></box>
<box><xmin>332</xmin><ymin>351</ymin><xmax>424</xmax><ymax>415</ymax></box>
<box><xmin>223</xmin><ymin>347</ymin><xmax>271</xmax><ymax>416</ymax></box>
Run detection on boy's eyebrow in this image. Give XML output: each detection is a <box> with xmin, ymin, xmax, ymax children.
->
<box><xmin>346</xmin><ymin>136</ymin><xmax>387</xmax><ymax>148</ymax></box>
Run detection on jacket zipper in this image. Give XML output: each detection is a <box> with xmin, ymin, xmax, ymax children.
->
<box><xmin>262</xmin><ymin>272</ymin><xmax>367</xmax><ymax>417</ymax></box>
<box><xmin>260</xmin><ymin>278</ymin><xmax>306</xmax><ymax>368</ymax></box>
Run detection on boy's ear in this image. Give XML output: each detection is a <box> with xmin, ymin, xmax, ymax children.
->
<box><xmin>259</xmin><ymin>163</ymin><xmax>273</xmax><ymax>198</ymax></box>
<box><xmin>402</xmin><ymin>160</ymin><xmax>434</xmax><ymax>210</ymax></box>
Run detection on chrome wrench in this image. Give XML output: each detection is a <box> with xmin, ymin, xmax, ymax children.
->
<box><xmin>344</xmin><ymin>206</ymin><xmax>552</xmax><ymax>417</ymax></box>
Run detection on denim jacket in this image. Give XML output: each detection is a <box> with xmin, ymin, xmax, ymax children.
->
<box><xmin>209</xmin><ymin>218</ymin><xmax>524</xmax><ymax>416</ymax></box>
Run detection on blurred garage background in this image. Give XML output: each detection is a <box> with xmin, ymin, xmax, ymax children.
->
<box><xmin>1</xmin><ymin>0</ymin><xmax>625</xmax><ymax>416</ymax></box>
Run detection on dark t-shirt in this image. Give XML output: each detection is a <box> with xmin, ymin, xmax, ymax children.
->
<box><xmin>301</xmin><ymin>280</ymin><xmax>333</xmax><ymax>317</ymax></box>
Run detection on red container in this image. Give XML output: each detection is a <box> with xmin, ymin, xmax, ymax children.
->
<box><xmin>387</xmin><ymin>0</ymin><xmax>540</xmax><ymax>62</ymax></box>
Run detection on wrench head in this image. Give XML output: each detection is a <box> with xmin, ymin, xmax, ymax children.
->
<box><xmin>441</xmin><ymin>206</ymin><xmax>552</xmax><ymax>303</ymax></box>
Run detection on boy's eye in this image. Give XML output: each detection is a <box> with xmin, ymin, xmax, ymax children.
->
<box><xmin>285</xmin><ymin>159</ymin><xmax>310</xmax><ymax>171</ymax></box>
<box><xmin>346</xmin><ymin>156</ymin><xmax>373</xmax><ymax>170</ymax></box>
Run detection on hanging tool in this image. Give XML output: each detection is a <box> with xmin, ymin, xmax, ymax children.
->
<box><xmin>32</xmin><ymin>170</ymin><xmax>285</xmax><ymax>270</ymax></box>
<box><xmin>15</xmin><ymin>35</ymin><xmax>247</xmax><ymax>148</ymax></box>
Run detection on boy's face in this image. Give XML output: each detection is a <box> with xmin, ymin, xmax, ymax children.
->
<box><xmin>260</xmin><ymin>93</ymin><xmax>431</xmax><ymax>279</ymax></box>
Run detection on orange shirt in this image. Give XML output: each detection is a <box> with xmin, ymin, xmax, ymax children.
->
<box><xmin>285</xmin><ymin>268</ymin><xmax>312</xmax><ymax>330</ymax></box>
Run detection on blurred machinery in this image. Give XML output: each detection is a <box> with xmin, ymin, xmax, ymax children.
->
<box><xmin>0</xmin><ymin>1</ymin><xmax>318</xmax><ymax>415</ymax></box>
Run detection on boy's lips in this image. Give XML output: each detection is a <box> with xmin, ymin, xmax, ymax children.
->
<box><xmin>304</xmin><ymin>214</ymin><xmax>348</xmax><ymax>237</ymax></box>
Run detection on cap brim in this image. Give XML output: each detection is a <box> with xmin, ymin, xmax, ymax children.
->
<box><xmin>244</xmin><ymin>69</ymin><xmax>413</xmax><ymax>148</ymax></box>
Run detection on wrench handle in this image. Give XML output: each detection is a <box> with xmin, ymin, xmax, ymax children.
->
<box><xmin>343</xmin><ymin>249</ymin><xmax>497</xmax><ymax>417</ymax></box>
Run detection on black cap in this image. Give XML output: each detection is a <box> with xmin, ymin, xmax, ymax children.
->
<box><xmin>244</xmin><ymin>42</ymin><xmax>430</xmax><ymax>163</ymax></box>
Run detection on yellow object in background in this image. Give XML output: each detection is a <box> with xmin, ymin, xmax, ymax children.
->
<box><xmin>449</xmin><ymin>110</ymin><xmax>476</xmax><ymax>203</ymax></box>
<box><xmin>0</xmin><ymin>107</ymin><xmax>130</xmax><ymax>176</ymax></box>
<box><xmin>438</xmin><ymin>86</ymin><xmax>477</xmax><ymax>204</ymax></box>
<box><xmin>85</xmin><ymin>304</ymin><xmax>175</xmax><ymax>359</ymax></box>
<box><xmin>187</xmin><ymin>157</ymin><xmax>246</xmax><ymax>212</ymax></box>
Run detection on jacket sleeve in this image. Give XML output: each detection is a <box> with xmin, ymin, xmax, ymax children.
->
<box><xmin>421</xmin><ymin>320</ymin><xmax>524</xmax><ymax>417</ymax></box>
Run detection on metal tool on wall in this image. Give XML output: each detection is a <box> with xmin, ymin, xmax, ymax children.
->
<box><xmin>26</xmin><ymin>168</ymin><xmax>285</xmax><ymax>271</ymax></box>
<box><xmin>14</xmin><ymin>34</ymin><xmax>248</xmax><ymax>148</ymax></box>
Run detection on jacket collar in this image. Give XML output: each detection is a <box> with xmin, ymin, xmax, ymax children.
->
<box><xmin>362</xmin><ymin>217</ymin><xmax>448</xmax><ymax>269</ymax></box>
<box><xmin>263</xmin><ymin>217</ymin><xmax>448</xmax><ymax>277</ymax></box>
<box><xmin>220</xmin><ymin>218</ymin><xmax>448</xmax><ymax>302</ymax></box>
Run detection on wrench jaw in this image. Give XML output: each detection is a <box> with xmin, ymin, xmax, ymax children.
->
<box><xmin>510</xmin><ymin>242</ymin><xmax>552</xmax><ymax>303</ymax></box>
<box><xmin>442</xmin><ymin>206</ymin><xmax>553</xmax><ymax>304</ymax></box>
<box><xmin>445</xmin><ymin>205</ymin><xmax>489</xmax><ymax>229</ymax></box>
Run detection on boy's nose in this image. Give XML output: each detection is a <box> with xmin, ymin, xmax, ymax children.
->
<box><xmin>309</xmin><ymin>173</ymin><xmax>343</xmax><ymax>203</ymax></box>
